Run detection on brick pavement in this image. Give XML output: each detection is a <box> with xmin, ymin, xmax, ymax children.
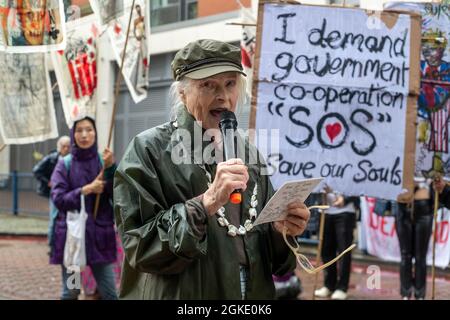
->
<box><xmin>0</xmin><ymin>237</ymin><xmax>60</xmax><ymax>300</ymax></box>
<box><xmin>1</xmin><ymin>237</ymin><xmax>450</xmax><ymax>300</ymax></box>
<box><xmin>297</xmin><ymin>262</ymin><xmax>450</xmax><ymax>300</ymax></box>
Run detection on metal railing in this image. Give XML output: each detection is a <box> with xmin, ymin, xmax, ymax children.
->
<box><xmin>0</xmin><ymin>172</ymin><xmax>49</xmax><ymax>216</ymax></box>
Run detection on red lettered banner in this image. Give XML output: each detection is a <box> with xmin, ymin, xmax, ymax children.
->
<box><xmin>51</xmin><ymin>15</ymin><xmax>99</xmax><ymax>127</ymax></box>
<box><xmin>359</xmin><ymin>197</ymin><xmax>450</xmax><ymax>268</ymax></box>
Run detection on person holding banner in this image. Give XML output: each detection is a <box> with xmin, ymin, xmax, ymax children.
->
<box><xmin>396</xmin><ymin>178</ymin><xmax>434</xmax><ymax>300</ymax></box>
<box><xmin>113</xmin><ymin>39</ymin><xmax>310</xmax><ymax>299</ymax></box>
<box><xmin>50</xmin><ymin>116</ymin><xmax>118</xmax><ymax>300</ymax></box>
<box><xmin>314</xmin><ymin>186</ymin><xmax>358</xmax><ymax>300</ymax></box>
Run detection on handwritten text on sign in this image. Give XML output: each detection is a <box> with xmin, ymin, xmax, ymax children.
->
<box><xmin>255</xmin><ymin>4</ymin><xmax>413</xmax><ymax>199</ymax></box>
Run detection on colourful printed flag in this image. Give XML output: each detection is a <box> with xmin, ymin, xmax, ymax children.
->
<box><xmin>0</xmin><ymin>0</ymin><xmax>66</xmax><ymax>53</ymax></box>
<box><xmin>385</xmin><ymin>2</ymin><xmax>450</xmax><ymax>178</ymax></box>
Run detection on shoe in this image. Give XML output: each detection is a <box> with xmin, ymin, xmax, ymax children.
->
<box><xmin>402</xmin><ymin>296</ymin><xmax>410</xmax><ymax>300</ymax></box>
<box><xmin>274</xmin><ymin>275</ymin><xmax>302</xmax><ymax>300</ymax></box>
<box><xmin>314</xmin><ymin>287</ymin><xmax>331</xmax><ymax>298</ymax></box>
<box><xmin>331</xmin><ymin>289</ymin><xmax>348</xmax><ymax>300</ymax></box>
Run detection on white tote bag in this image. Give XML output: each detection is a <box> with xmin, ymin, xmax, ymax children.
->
<box><xmin>63</xmin><ymin>195</ymin><xmax>88</xmax><ymax>272</ymax></box>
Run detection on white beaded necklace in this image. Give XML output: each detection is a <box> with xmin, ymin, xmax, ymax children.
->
<box><xmin>172</xmin><ymin>120</ymin><xmax>258</xmax><ymax>237</ymax></box>
<box><xmin>199</xmin><ymin>164</ymin><xmax>258</xmax><ymax>237</ymax></box>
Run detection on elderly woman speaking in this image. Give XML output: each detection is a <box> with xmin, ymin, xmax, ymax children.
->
<box><xmin>114</xmin><ymin>39</ymin><xmax>310</xmax><ymax>299</ymax></box>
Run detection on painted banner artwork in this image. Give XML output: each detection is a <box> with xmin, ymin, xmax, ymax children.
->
<box><xmin>107</xmin><ymin>0</ymin><xmax>149</xmax><ymax>103</ymax></box>
<box><xmin>240</xmin><ymin>5</ymin><xmax>256</xmax><ymax>98</ymax></box>
<box><xmin>51</xmin><ymin>14</ymin><xmax>98</xmax><ymax>128</ymax></box>
<box><xmin>358</xmin><ymin>197</ymin><xmax>450</xmax><ymax>269</ymax></box>
<box><xmin>0</xmin><ymin>0</ymin><xmax>66</xmax><ymax>52</ymax></box>
<box><xmin>89</xmin><ymin>0</ymin><xmax>123</xmax><ymax>26</ymax></box>
<box><xmin>0</xmin><ymin>52</ymin><xmax>58</xmax><ymax>144</ymax></box>
<box><xmin>62</xmin><ymin>0</ymin><xmax>93</xmax><ymax>22</ymax></box>
<box><xmin>253</xmin><ymin>2</ymin><xmax>420</xmax><ymax>200</ymax></box>
<box><xmin>386</xmin><ymin>2</ymin><xmax>450</xmax><ymax>180</ymax></box>
<box><xmin>0</xmin><ymin>121</ymin><xmax>4</xmax><ymax>157</ymax></box>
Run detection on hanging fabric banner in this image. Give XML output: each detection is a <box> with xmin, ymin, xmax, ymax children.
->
<box><xmin>0</xmin><ymin>130</ymin><xmax>5</xmax><ymax>151</ymax></box>
<box><xmin>89</xmin><ymin>0</ymin><xmax>124</xmax><ymax>26</ymax></box>
<box><xmin>0</xmin><ymin>0</ymin><xmax>66</xmax><ymax>53</ymax></box>
<box><xmin>62</xmin><ymin>0</ymin><xmax>93</xmax><ymax>22</ymax></box>
<box><xmin>51</xmin><ymin>14</ymin><xmax>99</xmax><ymax>128</ymax></box>
<box><xmin>239</xmin><ymin>4</ymin><xmax>256</xmax><ymax>98</ymax></box>
<box><xmin>0</xmin><ymin>52</ymin><xmax>58</xmax><ymax>144</ymax></box>
<box><xmin>385</xmin><ymin>2</ymin><xmax>450</xmax><ymax>181</ymax></box>
<box><xmin>107</xmin><ymin>0</ymin><xmax>150</xmax><ymax>103</ymax></box>
<box><xmin>359</xmin><ymin>196</ymin><xmax>450</xmax><ymax>269</ymax></box>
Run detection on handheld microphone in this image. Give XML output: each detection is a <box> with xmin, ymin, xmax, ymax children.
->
<box><xmin>219</xmin><ymin>111</ymin><xmax>242</xmax><ymax>204</ymax></box>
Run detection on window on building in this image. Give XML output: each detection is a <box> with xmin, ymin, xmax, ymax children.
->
<box><xmin>186</xmin><ymin>0</ymin><xmax>198</xmax><ymax>20</ymax></box>
<box><xmin>150</xmin><ymin>0</ymin><xmax>198</xmax><ymax>27</ymax></box>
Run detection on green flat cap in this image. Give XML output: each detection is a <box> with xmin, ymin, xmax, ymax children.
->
<box><xmin>171</xmin><ymin>39</ymin><xmax>246</xmax><ymax>81</ymax></box>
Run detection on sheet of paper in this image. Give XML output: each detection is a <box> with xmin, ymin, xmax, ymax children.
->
<box><xmin>253</xmin><ymin>177</ymin><xmax>323</xmax><ymax>226</ymax></box>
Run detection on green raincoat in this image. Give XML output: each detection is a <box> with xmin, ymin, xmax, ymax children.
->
<box><xmin>113</xmin><ymin>105</ymin><xmax>296</xmax><ymax>299</ymax></box>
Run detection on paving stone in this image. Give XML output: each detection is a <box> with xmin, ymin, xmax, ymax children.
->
<box><xmin>1</xmin><ymin>237</ymin><xmax>450</xmax><ymax>300</ymax></box>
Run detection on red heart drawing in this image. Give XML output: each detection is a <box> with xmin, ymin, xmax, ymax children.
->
<box><xmin>325</xmin><ymin>123</ymin><xmax>342</xmax><ymax>143</ymax></box>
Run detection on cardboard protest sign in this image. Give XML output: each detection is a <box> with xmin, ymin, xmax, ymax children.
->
<box><xmin>386</xmin><ymin>2</ymin><xmax>450</xmax><ymax>180</ymax></box>
<box><xmin>107</xmin><ymin>0</ymin><xmax>149</xmax><ymax>103</ymax></box>
<box><xmin>51</xmin><ymin>14</ymin><xmax>99</xmax><ymax>128</ymax></box>
<box><xmin>0</xmin><ymin>52</ymin><xmax>58</xmax><ymax>144</ymax></box>
<box><xmin>250</xmin><ymin>1</ymin><xmax>421</xmax><ymax>200</ymax></box>
<box><xmin>0</xmin><ymin>0</ymin><xmax>66</xmax><ymax>52</ymax></box>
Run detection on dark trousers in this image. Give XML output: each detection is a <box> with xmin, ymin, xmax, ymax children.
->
<box><xmin>321</xmin><ymin>212</ymin><xmax>356</xmax><ymax>292</ymax></box>
<box><xmin>396</xmin><ymin>201</ymin><xmax>433</xmax><ymax>299</ymax></box>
